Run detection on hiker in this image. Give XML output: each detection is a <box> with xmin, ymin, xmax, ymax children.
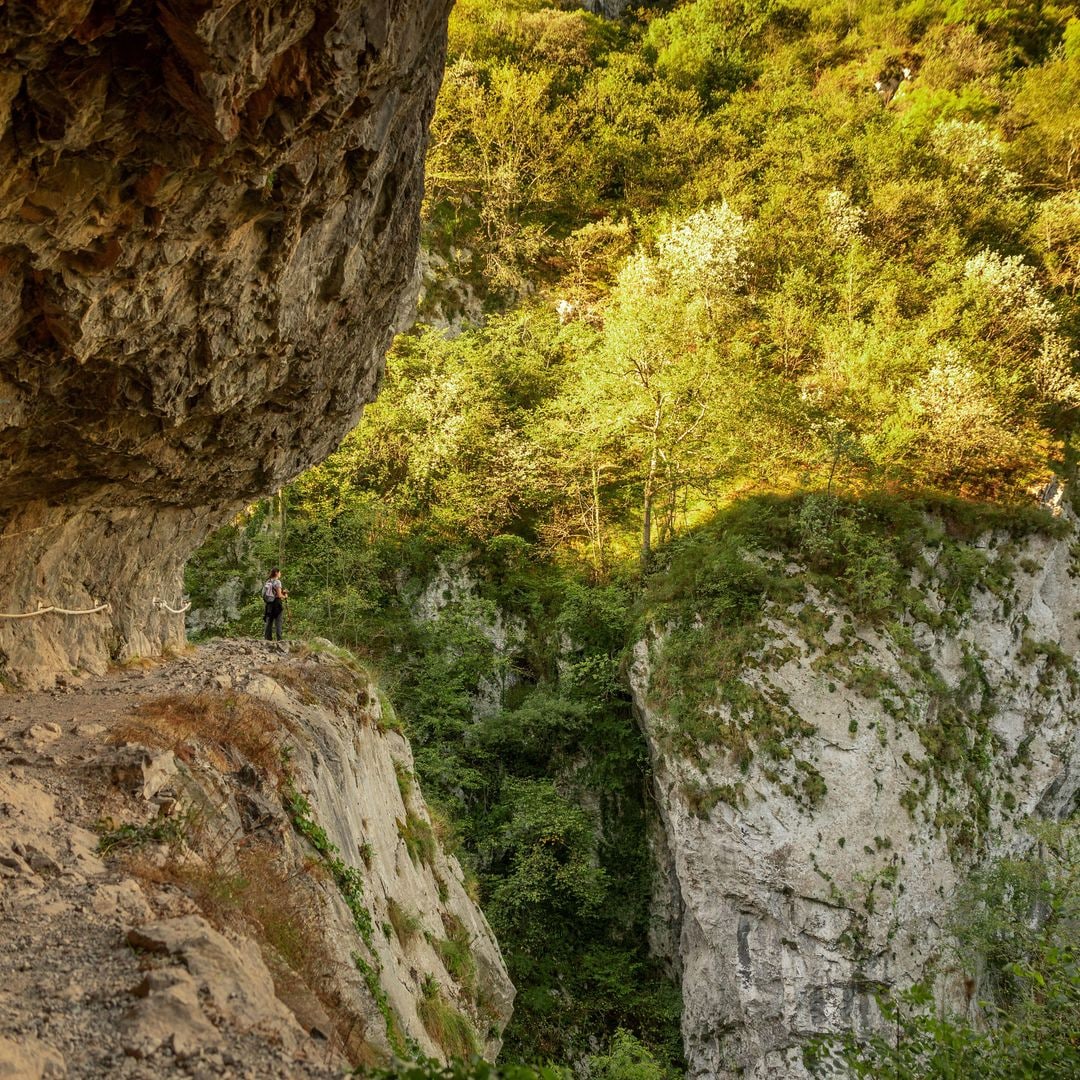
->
<box><xmin>262</xmin><ymin>568</ymin><xmax>288</xmax><ymax>641</ymax></box>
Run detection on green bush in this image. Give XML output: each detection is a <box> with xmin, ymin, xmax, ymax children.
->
<box><xmin>586</xmin><ymin>1028</ymin><xmax>678</xmax><ymax>1080</ymax></box>
<box><xmin>358</xmin><ymin>1058</ymin><xmax>569</xmax><ymax>1080</ymax></box>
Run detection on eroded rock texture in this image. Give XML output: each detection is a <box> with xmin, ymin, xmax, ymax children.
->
<box><xmin>0</xmin><ymin>1</ymin><xmax>451</xmax><ymax>685</ymax></box>
<box><xmin>0</xmin><ymin>639</ymin><xmax>514</xmax><ymax>1070</ymax></box>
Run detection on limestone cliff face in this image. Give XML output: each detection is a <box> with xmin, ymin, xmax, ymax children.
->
<box><xmin>0</xmin><ymin>1</ymin><xmax>451</xmax><ymax>686</ymax></box>
<box><xmin>272</xmin><ymin>647</ymin><xmax>516</xmax><ymax>1060</ymax></box>
<box><xmin>631</xmin><ymin>517</ymin><xmax>1080</xmax><ymax>1078</ymax></box>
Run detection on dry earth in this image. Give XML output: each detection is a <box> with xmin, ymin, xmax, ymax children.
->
<box><xmin>0</xmin><ymin>641</ymin><xmax>347</xmax><ymax>1080</ymax></box>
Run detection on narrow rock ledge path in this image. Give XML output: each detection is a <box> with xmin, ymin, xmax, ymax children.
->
<box><xmin>0</xmin><ymin>641</ymin><xmax>345</xmax><ymax>1080</ymax></box>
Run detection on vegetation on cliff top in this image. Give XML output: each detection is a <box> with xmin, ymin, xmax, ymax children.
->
<box><xmin>189</xmin><ymin>0</ymin><xmax>1080</xmax><ymax>1073</ymax></box>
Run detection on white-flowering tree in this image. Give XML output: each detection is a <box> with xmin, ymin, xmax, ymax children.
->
<box><xmin>823</xmin><ymin>189</ymin><xmax>865</xmax><ymax>245</ymax></box>
<box><xmin>654</xmin><ymin>202</ymin><xmax>751</xmax><ymax>314</ymax></box>
<box><xmin>959</xmin><ymin>249</ymin><xmax>1080</xmax><ymax>415</ymax></box>
<box><xmin>932</xmin><ymin>120</ymin><xmax>1020</xmax><ymax>192</ymax></box>
<box><xmin>592</xmin><ymin>206</ymin><xmax>756</xmax><ymax>562</ymax></box>
<box><xmin>909</xmin><ymin>352</ymin><xmax>1023</xmax><ymax>480</ymax></box>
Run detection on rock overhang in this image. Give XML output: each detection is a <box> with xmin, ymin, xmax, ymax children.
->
<box><xmin>0</xmin><ymin>1</ymin><xmax>452</xmax><ymax>686</ymax></box>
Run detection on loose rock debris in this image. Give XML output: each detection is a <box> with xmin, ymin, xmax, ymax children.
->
<box><xmin>0</xmin><ymin>642</ymin><xmax>345</xmax><ymax>1079</ymax></box>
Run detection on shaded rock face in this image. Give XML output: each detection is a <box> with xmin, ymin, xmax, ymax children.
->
<box><xmin>0</xmin><ymin>1</ymin><xmax>452</xmax><ymax>685</ymax></box>
<box><xmin>631</xmin><ymin>518</ymin><xmax>1080</xmax><ymax>1079</ymax></box>
<box><xmin>576</xmin><ymin>1</ymin><xmax>632</xmax><ymax>17</ymax></box>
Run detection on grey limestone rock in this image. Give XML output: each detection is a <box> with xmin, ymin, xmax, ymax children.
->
<box><xmin>632</xmin><ymin>517</ymin><xmax>1080</xmax><ymax>1078</ymax></box>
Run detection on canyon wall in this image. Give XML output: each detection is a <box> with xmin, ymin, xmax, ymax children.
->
<box><xmin>0</xmin><ymin>1</ymin><xmax>451</xmax><ymax>686</ymax></box>
<box><xmin>631</xmin><ymin>514</ymin><xmax>1080</xmax><ymax>1078</ymax></box>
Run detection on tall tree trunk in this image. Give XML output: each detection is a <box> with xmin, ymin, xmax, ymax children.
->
<box><xmin>662</xmin><ymin>470</ymin><xmax>678</xmax><ymax>545</ymax></box>
<box><xmin>278</xmin><ymin>489</ymin><xmax>286</xmax><ymax>567</ymax></box>
<box><xmin>641</xmin><ymin>432</ymin><xmax>660</xmax><ymax>566</ymax></box>
<box><xmin>591</xmin><ymin>459</ymin><xmax>604</xmax><ymax>574</ymax></box>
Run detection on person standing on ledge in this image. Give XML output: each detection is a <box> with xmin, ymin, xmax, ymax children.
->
<box><xmin>262</xmin><ymin>568</ymin><xmax>288</xmax><ymax>641</ymax></box>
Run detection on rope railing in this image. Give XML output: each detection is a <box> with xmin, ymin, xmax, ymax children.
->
<box><xmin>0</xmin><ymin>601</ymin><xmax>111</xmax><ymax>620</ymax></box>
<box><xmin>0</xmin><ymin>596</ymin><xmax>192</xmax><ymax>619</ymax></box>
<box><xmin>152</xmin><ymin>597</ymin><xmax>192</xmax><ymax>615</ymax></box>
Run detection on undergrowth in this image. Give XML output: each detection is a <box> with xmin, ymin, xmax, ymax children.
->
<box><xmin>355</xmin><ymin>951</ymin><xmax>416</xmax><ymax>1060</ymax></box>
<box><xmin>96</xmin><ymin>809</ymin><xmax>195</xmax><ymax>855</ymax></box>
<box><xmin>400</xmin><ymin>811</ymin><xmax>438</xmax><ymax>867</ymax></box>
<box><xmin>434</xmin><ymin>913</ymin><xmax>478</xmax><ymax>1002</ymax></box>
<box><xmin>389</xmin><ymin>898</ymin><xmax>424</xmax><ymax>946</ymax></box>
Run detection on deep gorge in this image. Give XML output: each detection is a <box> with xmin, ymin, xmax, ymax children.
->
<box><xmin>3</xmin><ymin>1</ymin><xmax>1079</xmax><ymax>1078</ymax></box>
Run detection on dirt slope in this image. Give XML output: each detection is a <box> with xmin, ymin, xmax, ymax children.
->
<box><xmin>0</xmin><ymin>643</ymin><xmax>344</xmax><ymax>1078</ymax></box>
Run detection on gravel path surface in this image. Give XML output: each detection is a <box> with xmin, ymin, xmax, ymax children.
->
<box><xmin>0</xmin><ymin>641</ymin><xmax>345</xmax><ymax>1079</ymax></box>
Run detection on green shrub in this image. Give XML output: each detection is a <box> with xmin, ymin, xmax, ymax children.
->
<box><xmin>417</xmin><ymin>977</ymin><xmax>482</xmax><ymax>1060</ymax></box>
<box><xmin>586</xmin><ymin>1027</ymin><xmax>677</xmax><ymax>1080</ymax></box>
<box><xmin>358</xmin><ymin>1057</ymin><xmax>569</xmax><ymax>1079</ymax></box>
<box><xmin>400</xmin><ymin>812</ymin><xmax>438</xmax><ymax>867</ymax></box>
<box><xmin>434</xmin><ymin>914</ymin><xmax>479</xmax><ymax>1002</ymax></box>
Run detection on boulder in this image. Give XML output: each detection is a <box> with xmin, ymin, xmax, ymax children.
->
<box><xmin>0</xmin><ymin>1</ymin><xmax>454</xmax><ymax>688</ymax></box>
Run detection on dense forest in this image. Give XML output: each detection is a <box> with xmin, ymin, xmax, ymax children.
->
<box><xmin>188</xmin><ymin>1</ymin><xmax>1080</xmax><ymax>1076</ymax></box>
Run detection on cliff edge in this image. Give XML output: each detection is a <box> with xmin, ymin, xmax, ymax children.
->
<box><xmin>632</xmin><ymin>499</ymin><xmax>1080</xmax><ymax>1078</ymax></box>
<box><xmin>0</xmin><ymin>638</ymin><xmax>513</xmax><ymax>1075</ymax></box>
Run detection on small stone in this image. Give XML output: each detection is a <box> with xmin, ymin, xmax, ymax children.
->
<box><xmin>110</xmin><ymin>746</ymin><xmax>178</xmax><ymax>800</ymax></box>
<box><xmin>121</xmin><ymin>968</ymin><xmax>220</xmax><ymax>1060</ymax></box>
<box><xmin>91</xmin><ymin>879</ymin><xmax>153</xmax><ymax>923</ymax></box>
<box><xmin>26</xmin><ymin>724</ymin><xmax>62</xmax><ymax>747</ymax></box>
<box><xmin>25</xmin><ymin>847</ymin><xmax>62</xmax><ymax>874</ymax></box>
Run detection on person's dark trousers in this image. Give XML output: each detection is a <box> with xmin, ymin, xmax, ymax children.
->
<box><xmin>264</xmin><ymin>600</ymin><xmax>284</xmax><ymax>640</ymax></box>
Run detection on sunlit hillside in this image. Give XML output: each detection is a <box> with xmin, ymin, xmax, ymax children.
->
<box><xmin>188</xmin><ymin>2</ymin><xmax>1080</xmax><ymax>1075</ymax></box>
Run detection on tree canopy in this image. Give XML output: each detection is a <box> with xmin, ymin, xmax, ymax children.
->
<box><xmin>188</xmin><ymin>1</ymin><xmax>1080</xmax><ymax>1074</ymax></box>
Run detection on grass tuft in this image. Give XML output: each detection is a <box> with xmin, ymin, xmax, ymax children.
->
<box><xmin>417</xmin><ymin>975</ymin><xmax>481</xmax><ymax>1059</ymax></box>
<box><xmin>114</xmin><ymin>691</ymin><xmax>291</xmax><ymax>782</ymax></box>
<box><xmin>387</xmin><ymin>897</ymin><xmax>424</xmax><ymax>947</ymax></box>
<box><xmin>434</xmin><ymin>913</ymin><xmax>478</xmax><ymax>1002</ymax></box>
<box><xmin>399</xmin><ymin>811</ymin><xmax>438</xmax><ymax>867</ymax></box>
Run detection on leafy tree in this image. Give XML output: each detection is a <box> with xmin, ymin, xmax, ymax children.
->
<box><xmin>189</xmin><ymin>3</ymin><xmax>1080</xmax><ymax>1074</ymax></box>
<box><xmin>586</xmin><ymin>1028</ymin><xmax>677</xmax><ymax>1080</ymax></box>
<box><xmin>644</xmin><ymin>0</ymin><xmax>776</xmax><ymax>103</ymax></box>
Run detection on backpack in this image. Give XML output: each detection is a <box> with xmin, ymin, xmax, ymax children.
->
<box><xmin>262</xmin><ymin>579</ymin><xmax>278</xmax><ymax>603</ymax></box>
